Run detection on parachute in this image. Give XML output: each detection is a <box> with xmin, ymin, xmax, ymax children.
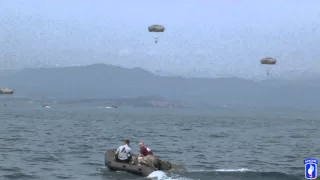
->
<box><xmin>148</xmin><ymin>24</ymin><xmax>165</xmax><ymax>32</ymax></box>
<box><xmin>260</xmin><ymin>57</ymin><xmax>276</xmax><ymax>65</ymax></box>
<box><xmin>260</xmin><ymin>57</ymin><xmax>276</xmax><ymax>75</ymax></box>
<box><xmin>148</xmin><ymin>24</ymin><xmax>165</xmax><ymax>44</ymax></box>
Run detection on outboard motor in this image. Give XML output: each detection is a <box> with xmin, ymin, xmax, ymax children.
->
<box><xmin>159</xmin><ymin>160</ymin><xmax>172</xmax><ymax>171</ymax></box>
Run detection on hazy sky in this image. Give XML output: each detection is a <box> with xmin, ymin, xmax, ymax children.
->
<box><xmin>0</xmin><ymin>0</ymin><xmax>319</xmax><ymax>79</ymax></box>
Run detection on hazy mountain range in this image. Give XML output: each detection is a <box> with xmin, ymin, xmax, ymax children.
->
<box><xmin>1</xmin><ymin>63</ymin><xmax>319</xmax><ymax>109</ymax></box>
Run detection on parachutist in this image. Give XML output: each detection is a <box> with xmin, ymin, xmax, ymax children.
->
<box><xmin>148</xmin><ymin>24</ymin><xmax>164</xmax><ymax>45</ymax></box>
<box><xmin>261</xmin><ymin>57</ymin><xmax>276</xmax><ymax>76</ymax></box>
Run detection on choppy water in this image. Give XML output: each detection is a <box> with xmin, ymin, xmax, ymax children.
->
<box><xmin>0</xmin><ymin>102</ymin><xmax>319</xmax><ymax>180</ymax></box>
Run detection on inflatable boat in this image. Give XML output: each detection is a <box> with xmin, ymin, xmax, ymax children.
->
<box><xmin>104</xmin><ymin>149</ymin><xmax>183</xmax><ymax>177</ymax></box>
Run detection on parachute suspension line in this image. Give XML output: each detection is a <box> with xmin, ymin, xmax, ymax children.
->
<box><xmin>260</xmin><ymin>57</ymin><xmax>277</xmax><ymax>76</ymax></box>
<box><xmin>148</xmin><ymin>24</ymin><xmax>165</xmax><ymax>44</ymax></box>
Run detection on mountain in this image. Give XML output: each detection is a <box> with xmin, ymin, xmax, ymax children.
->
<box><xmin>1</xmin><ymin>63</ymin><xmax>319</xmax><ymax>108</ymax></box>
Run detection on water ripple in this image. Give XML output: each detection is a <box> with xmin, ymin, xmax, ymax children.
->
<box><xmin>1</xmin><ymin>105</ymin><xmax>319</xmax><ymax>180</ymax></box>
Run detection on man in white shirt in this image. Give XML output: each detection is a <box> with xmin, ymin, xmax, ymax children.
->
<box><xmin>115</xmin><ymin>139</ymin><xmax>132</xmax><ymax>163</ymax></box>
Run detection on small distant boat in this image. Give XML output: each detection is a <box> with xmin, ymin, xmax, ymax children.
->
<box><xmin>106</xmin><ymin>105</ymin><xmax>117</xmax><ymax>109</ymax></box>
<box><xmin>98</xmin><ymin>105</ymin><xmax>118</xmax><ymax>109</ymax></box>
<box><xmin>43</xmin><ymin>105</ymin><xmax>51</xmax><ymax>108</ymax></box>
<box><xmin>0</xmin><ymin>87</ymin><xmax>14</xmax><ymax>94</ymax></box>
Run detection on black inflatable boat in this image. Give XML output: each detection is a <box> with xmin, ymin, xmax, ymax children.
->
<box><xmin>105</xmin><ymin>149</ymin><xmax>182</xmax><ymax>177</ymax></box>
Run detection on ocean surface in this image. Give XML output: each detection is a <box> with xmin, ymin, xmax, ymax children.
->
<box><xmin>0</xmin><ymin>100</ymin><xmax>319</xmax><ymax>180</ymax></box>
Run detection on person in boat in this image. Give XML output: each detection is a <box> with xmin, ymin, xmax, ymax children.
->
<box><xmin>137</xmin><ymin>141</ymin><xmax>160</xmax><ymax>169</ymax></box>
<box><xmin>114</xmin><ymin>139</ymin><xmax>132</xmax><ymax>163</ymax></box>
<box><xmin>138</xmin><ymin>141</ymin><xmax>153</xmax><ymax>157</ymax></box>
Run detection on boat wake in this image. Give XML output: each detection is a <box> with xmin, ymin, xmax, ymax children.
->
<box><xmin>146</xmin><ymin>168</ymin><xmax>299</xmax><ymax>180</ymax></box>
<box><xmin>101</xmin><ymin>166</ymin><xmax>300</xmax><ymax>180</ymax></box>
<box><xmin>147</xmin><ymin>170</ymin><xmax>193</xmax><ymax>180</ymax></box>
<box><xmin>188</xmin><ymin>168</ymin><xmax>255</xmax><ymax>172</ymax></box>
<box><xmin>146</xmin><ymin>168</ymin><xmax>254</xmax><ymax>180</ymax></box>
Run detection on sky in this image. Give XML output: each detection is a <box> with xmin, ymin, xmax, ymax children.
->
<box><xmin>0</xmin><ymin>0</ymin><xmax>320</xmax><ymax>79</ymax></box>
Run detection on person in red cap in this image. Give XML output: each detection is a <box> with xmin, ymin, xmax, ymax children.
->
<box><xmin>137</xmin><ymin>141</ymin><xmax>160</xmax><ymax>169</ymax></box>
<box><xmin>138</xmin><ymin>141</ymin><xmax>153</xmax><ymax>157</ymax></box>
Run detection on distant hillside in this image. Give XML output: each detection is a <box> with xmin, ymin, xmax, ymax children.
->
<box><xmin>1</xmin><ymin>63</ymin><xmax>320</xmax><ymax>108</ymax></box>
